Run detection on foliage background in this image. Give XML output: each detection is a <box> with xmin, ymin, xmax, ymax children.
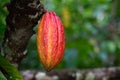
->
<box><xmin>1</xmin><ymin>0</ymin><xmax>120</xmax><ymax>70</ymax></box>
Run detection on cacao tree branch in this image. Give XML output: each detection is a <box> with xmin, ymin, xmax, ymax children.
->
<box><xmin>1</xmin><ymin>0</ymin><xmax>46</xmax><ymax>66</ymax></box>
<box><xmin>21</xmin><ymin>67</ymin><xmax>120</xmax><ymax>80</ymax></box>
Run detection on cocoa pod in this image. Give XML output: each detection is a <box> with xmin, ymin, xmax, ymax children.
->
<box><xmin>37</xmin><ymin>12</ymin><xmax>65</xmax><ymax>71</ymax></box>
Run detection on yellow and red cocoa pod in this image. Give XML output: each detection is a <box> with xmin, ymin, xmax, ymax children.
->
<box><xmin>37</xmin><ymin>12</ymin><xmax>65</xmax><ymax>71</ymax></box>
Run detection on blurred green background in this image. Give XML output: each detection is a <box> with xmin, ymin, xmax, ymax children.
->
<box><xmin>1</xmin><ymin>0</ymin><xmax>120</xmax><ymax>70</ymax></box>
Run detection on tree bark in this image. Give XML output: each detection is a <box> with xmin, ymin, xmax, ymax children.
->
<box><xmin>1</xmin><ymin>0</ymin><xmax>46</xmax><ymax>66</ymax></box>
<box><xmin>21</xmin><ymin>67</ymin><xmax>120</xmax><ymax>80</ymax></box>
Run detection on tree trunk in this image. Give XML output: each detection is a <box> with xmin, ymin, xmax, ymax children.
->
<box><xmin>1</xmin><ymin>0</ymin><xmax>46</xmax><ymax>66</ymax></box>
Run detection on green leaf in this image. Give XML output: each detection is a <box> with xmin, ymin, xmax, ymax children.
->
<box><xmin>0</xmin><ymin>71</ymin><xmax>7</xmax><ymax>80</ymax></box>
<box><xmin>0</xmin><ymin>55</ymin><xmax>23</xmax><ymax>80</ymax></box>
<box><xmin>116</xmin><ymin>0</ymin><xmax>120</xmax><ymax>17</ymax></box>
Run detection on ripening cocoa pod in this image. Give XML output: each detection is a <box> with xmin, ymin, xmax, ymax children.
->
<box><xmin>37</xmin><ymin>12</ymin><xmax>65</xmax><ymax>71</ymax></box>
